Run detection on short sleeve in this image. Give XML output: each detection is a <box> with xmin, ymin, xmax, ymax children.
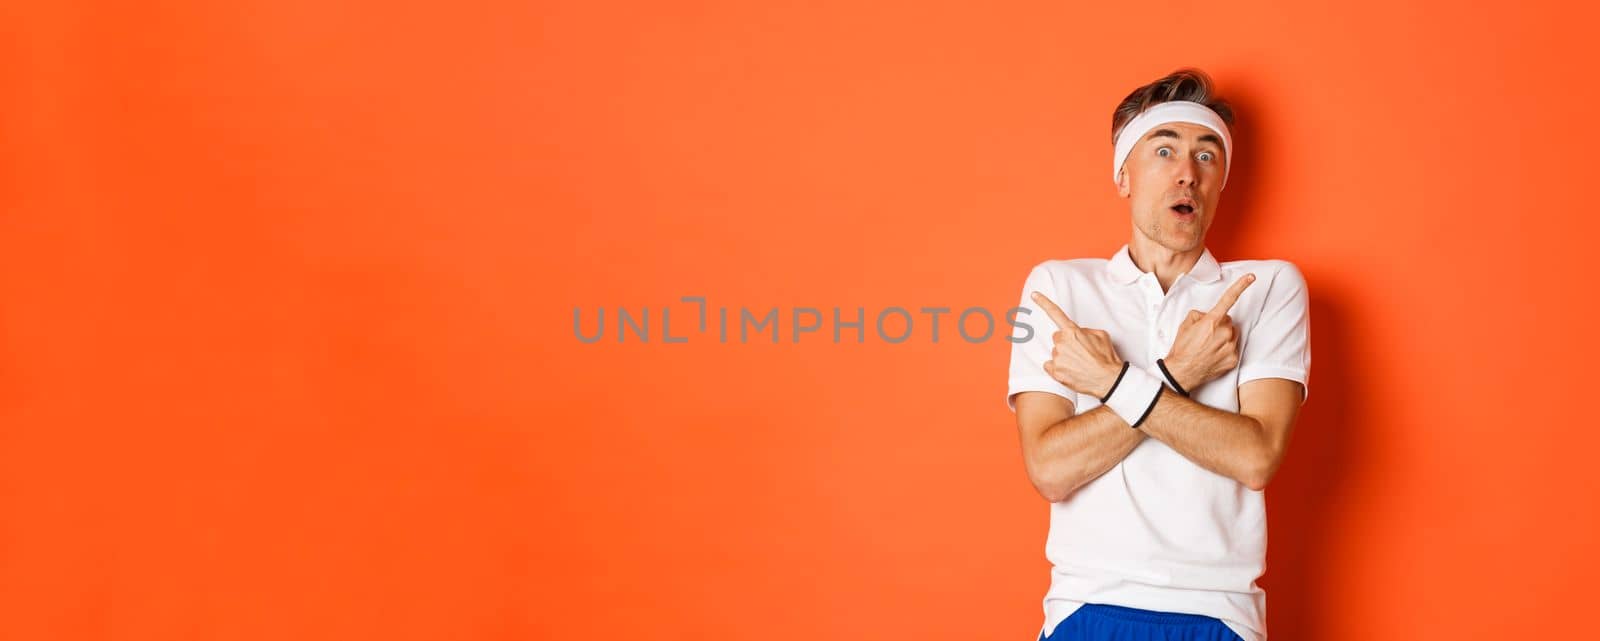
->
<box><xmin>1006</xmin><ymin>264</ymin><xmax>1079</xmax><ymax>413</ymax></box>
<box><xmin>1237</xmin><ymin>261</ymin><xmax>1312</xmax><ymax>403</ymax></box>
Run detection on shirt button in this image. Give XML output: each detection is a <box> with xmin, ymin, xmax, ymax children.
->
<box><xmin>1158</xmin><ymin>330</ymin><xmax>1167</xmax><ymax>340</ymax></box>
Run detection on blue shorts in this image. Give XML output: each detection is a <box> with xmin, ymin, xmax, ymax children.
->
<box><xmin>1039</xmin><ymin>603</ymin><xmax>1245</xmax><ymax>641</ymax></box>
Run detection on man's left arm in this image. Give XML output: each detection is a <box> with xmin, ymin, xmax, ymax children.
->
<box><xmin>1125</xmin><ymin>379</ymin><xmax>1304</xmax><ymax>490</ymax></box>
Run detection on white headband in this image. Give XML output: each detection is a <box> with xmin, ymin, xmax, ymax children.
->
<box><xmin>1112</xmin><ymin>100</ymin><xmax>1233</xmax><ymax>190</ymax></box>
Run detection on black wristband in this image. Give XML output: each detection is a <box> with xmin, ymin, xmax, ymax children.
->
<box><xmin>1131</xmin><ymin>385</ymin><xmax>1163</xmax><ymax>429</ymax></box>
<box><xmin>1155</xmin><ymin>358</ymin><xmax>1190</xmax><ymax>397</ymax></box>
<box><xmin>1099</xmin><ymin>361</ymin><xmax>1131</xmax><ymax>403</ymax></box>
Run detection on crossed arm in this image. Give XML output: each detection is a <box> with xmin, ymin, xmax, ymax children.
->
<box><xmin>1013</xmin><ymin>275</ymin><xmax>1305</xmax><ymax>501</ymax></box>
<box><xmin>1013</xmin><ymin>376</ymin><xmax>1303</xmax><ymax>501</ymax></box>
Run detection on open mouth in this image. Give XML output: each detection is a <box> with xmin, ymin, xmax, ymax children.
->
<box><xmin>1170</xmin><ymin>202</ymin><xmax>1195</xmax><ymax>215</ymax></box>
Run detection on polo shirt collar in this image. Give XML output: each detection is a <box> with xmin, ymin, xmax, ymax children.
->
<box><xmin>1106</xmin><ymin>244</ymin><xmax>1223</xmax><ymax>285</ymax></box>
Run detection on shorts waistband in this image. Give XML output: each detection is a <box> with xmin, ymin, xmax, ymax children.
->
<box><xmin>1080</xmin><ymin>603</ymin><xmax>1220</xmax><ymax>626</ymax></box>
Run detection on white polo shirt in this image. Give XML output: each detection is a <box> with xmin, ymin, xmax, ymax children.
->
<box><xmin>1006</xmin><ymin>244</ymin><xmax>1311</xmax><ymax>641</ymax></box>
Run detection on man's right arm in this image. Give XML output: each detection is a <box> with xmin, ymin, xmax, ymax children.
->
<box><xmin>1008</xmin><ymin>263</ymin><xmax>1146</xmax><ymax>502</ymax></box>
<box><xmin>1012</xmin><ymin>391</ymin><xmax>1146</xmax><ymax>502</ymax></box>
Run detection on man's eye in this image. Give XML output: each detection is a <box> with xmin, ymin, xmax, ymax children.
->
<box><xmin>1197</xmin><ymin>151</ymin><xmax>1214</xmax><ymax>161</ymax></box>
<box><xmin>1157</xmin><ymin>147</ymin><xmax>1171</xmax><ymax>157</ymax></box>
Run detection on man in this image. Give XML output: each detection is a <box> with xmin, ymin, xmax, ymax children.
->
<box><xmin>1007</xmin><ymin>68</ymin><xmax>1311</xmax><ymax>641</ymax></box>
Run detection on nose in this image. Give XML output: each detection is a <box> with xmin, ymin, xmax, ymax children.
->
<box><xmin>1174</xmin><ymin>155</ymin><xmax>1198</xmax><ymax>188</ymax></box>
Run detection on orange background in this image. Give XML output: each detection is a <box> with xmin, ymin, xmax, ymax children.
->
<box><xmin>3</xmin><ymin>1</ymin><xmax>1597</xmax><ymax>639</ymax></box>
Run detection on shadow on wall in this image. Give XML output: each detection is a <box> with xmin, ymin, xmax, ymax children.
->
<box><xmin>1260</xmin><ymin>295</ymin><xmax>1364</xmax><ymax>641</ymax></box>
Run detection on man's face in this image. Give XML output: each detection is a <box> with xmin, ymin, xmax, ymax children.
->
<box><xmin>1116</xmin><ymin>121</ymin><xmax>1227</xmax><ymax>253</ymax></box>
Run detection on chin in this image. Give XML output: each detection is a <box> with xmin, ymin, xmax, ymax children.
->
<box><xmin>1158</xmin><ymin>231</ymin><xmax>1204</xmax><ymax>252</ymax></box>
<box><xmin>1140</xmin><ymin>219</ymin><xmax>1204</xmax><ymax>252</ymax></box>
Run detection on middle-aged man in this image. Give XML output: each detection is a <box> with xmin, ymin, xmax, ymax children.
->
<box><xmin>1006</xmin><ymin>68</ymin><xmax>1311</xmax><ymax>641</ymax></box>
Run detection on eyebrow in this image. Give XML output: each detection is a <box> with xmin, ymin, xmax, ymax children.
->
<box><xmin>1145</xmin><ymin>128</ymin><xmax>1224</xmax><ymax>149</ymax></box>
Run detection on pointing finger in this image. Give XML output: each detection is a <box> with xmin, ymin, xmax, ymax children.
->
<box><xmin>1030</xmin><ymin>291</ymin><xmax>1078</xmax><ymax>331</ymax></box>
<box><xmin>1208</xmin><ymin>273</ymin><xmax>1256</xmax><ymax>318</ymax></box>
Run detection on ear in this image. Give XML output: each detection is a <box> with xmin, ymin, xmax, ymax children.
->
<box><xmin>1116</xmin><ymin>167</ymin><xmax>1131</xmax><ymax>198</ymax></box>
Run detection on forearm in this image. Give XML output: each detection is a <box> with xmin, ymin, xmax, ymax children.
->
<box><xmin>1030</xmin><ymin>405</ymin><xmax>1147</xmax><ymax>501</ymax></box>
<box><xmin>1135</xmin><ymin>387</ymin><xmax>1274</xmax><ymax>490</ymax></box>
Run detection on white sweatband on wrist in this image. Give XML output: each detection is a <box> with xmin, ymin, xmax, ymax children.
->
<box><xmin>1103</xmin><ymin>364</ymin><xmax>1165</xmax><ymax>429</ymax></box>
<box><xmin>1112</xmin><ymin>100</ymin><xmax>1233</xmax><ymax>190</ymax></box>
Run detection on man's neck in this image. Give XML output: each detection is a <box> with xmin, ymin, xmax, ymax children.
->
<box><xmin>1128</xmin><ymin>236</ymin><xmax>1203</xmax><ymax>294</ymax></box>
